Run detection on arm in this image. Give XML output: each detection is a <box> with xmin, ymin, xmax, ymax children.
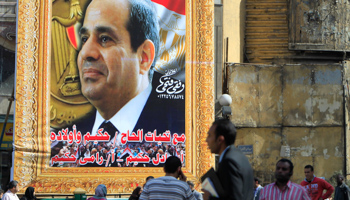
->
<box><xmin>321</xmin><ymin>180</ymin><xmax>334</xmax><ymax>199</ymax></box>
<box><xmin>195</xmin><ymin>191</ymin><xmax>204</xmax><ymax>200</ymax></box>
<box><xmin>255</xmin><ymin>188</ymin><xmax>262</xmax><ymax>200</ymax></box>
<box><xmin>346</xmin><ymin>185</ymin><xmax>350</xmax><ymax>200</ymax></box>
<box><xmin>139</xmin><ymin>184</ymin><xmax>149</xmax><ymax>200</ymax></box>
<box><xmin>301</xmin><ymin>187</ymin><xmax>311</xmax><ymax>200</ymax></box>
<box><xmin>333</xmin><ymin>187</ymin><xmax>338</xmax><ymax>198</ymax></box>
<box><xmin>202</xmin><ymin>190</ymin><xmax>220</xmax><ymax>200</ymax></box>
<box><xmin>185</xmin><ymin>186</ymin><xmax>196</xmax><ymax>200</ymax></box>
<box><xmin>218</xmin><ymin>159</ymin><xmax>245</xmax><ymax>200</ymax></box>
<box><xmin>258</xmin><ymin>188</ymin><xmax>265</xmax><ymax>200</ymax></box>
<box><xmin>2</xmin><ymin>194</ymin><xmax>10</xmax><ymax>200</ymax></box>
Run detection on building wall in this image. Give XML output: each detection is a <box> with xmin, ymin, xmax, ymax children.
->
<box><xmin>235</xmin><ymin>126</ymin><xmax>344</xmax><ymax>184</ymax></box>
<box><xmin>227</xmin><ymin>63</ymin><xmax>345</xmax><ymax>184</ymax></box>
<box><xmin>221</xmin><ymin>0</ymin><xmax>349</xmax><ymax>185</ymax></box>
<box><xmin>223</xmin><ymin>0</ymin><xmax>245</xmax><ymax>63</ymax></box>
<box><xmin>245</xmin><ymin>0</ymin><xmax>293</xmax><ymax>63</ymax></box>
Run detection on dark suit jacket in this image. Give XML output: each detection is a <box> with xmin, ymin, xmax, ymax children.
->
<box><xmin>210</xmin><ymin>145</ymin><xmax>254</xmax><ymax>200</ymax></box>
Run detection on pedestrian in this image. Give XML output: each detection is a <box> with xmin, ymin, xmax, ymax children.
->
<box><xmin>145</xmin><ymin>176</ymin><xmax>154</xmax><ymax>183</ymax></box>
<box><xmin>254</xmin><ymin>177</ymin><xmax>263</xmax><ymax>200</ymax></box>
<box><xmin>129</xmin><ymin>186</ymin><xmax>142</xmax><ymax>200</ymax></box>
<box><xmin>87</xmin><ymin>185</ymin><xmax>107</xmax><ymax>200</ymax></box>
<box><xmin>187</xmin><ymin>181</ymin><xmax>203</xmax><ymax>200</ymax></box>
<box><xmin>334</xmin><ymin>174</ymin><xmax>350</xmax><ymax>200</ymax></box>
<box><xmin>301</xmin><ymin>165</ymin><xmax>334</xmax><ymax>200</ymax></box>
<box><xmin>0</xmin><ymin>189</ymin><xmax>4</xmax><ymax>200</ymax></box>
<box><xmin>203</xmin><ymin>118</ymin><xmax>254</xmax><ymax>200</ymax></box>
<box><xmin>259</xmin><ymin>158</ymin><xmax>310</xmax><ymax>200</ymax></box>
<box><xmin>2</xmin><ymin>181</ymin><xmax>19</xmax><ymax>200</ymax></box>
<box><xmin>19</xmin><ymin>187</ymin><xmax>36</xmax><ymax>200</ymax></box>
<box><xmin>143</xmin><ymin>176</ymin><xmax>154</xmax><ymax>188</ymax></box>
<box><xmin>140</xmin><ymin>156</ymin><xmax>195</xmax><ymax>200</ymax></box>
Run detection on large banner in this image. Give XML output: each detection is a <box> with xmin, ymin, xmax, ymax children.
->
<box><xmin>0</xmin><ymin>123</ymin><xmax>13</xmax><ymax>149</ymax></box>
<box><xmin>49</xmin><ymin>0</ymin><xmax>186</xmax><ymax>167</ymax></box>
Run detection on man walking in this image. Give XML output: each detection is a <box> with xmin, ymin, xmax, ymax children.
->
<box><xmin>254</xmin><ymin>177</ymin><xmax>263</xmax><ymax>200</ymax></box>
<box><xmin>301</xmin><ymin>165</ymin><xmax>334</xmax><ymax>200</ymax></box>
<box><xmin>334</xmin><ymin>174</ymin><xmax>350</xmax><ymax>200</ymax></box>
<box><xmin>187</xmin><ymin>181</ymin><xmax>203</xmax><ymax>200</ymax></box>
<box><xmin>259</xmin><ymin>159</ymin><xmax>310</xmax><ymax>200</ymax></box>
<box><xmin>2</xmin><ymin>181</ymin><xmax>19</xmax><ymax>200</ymax></box>
<box><xmin>140</xmin><ymin>156</ymin><xmax>195</xmax><ymax>200</ymax></box>
<box><xmin>203</xmin><ymin>118</ymin><xmax>254</xmax><ymax>200</ymax></box>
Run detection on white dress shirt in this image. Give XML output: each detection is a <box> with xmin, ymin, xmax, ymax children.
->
<box><xmin>91</xmin><ymin>84</ymin><xmax>152</xmax><ymax>145</ymax></box>
<box><xmin>2</xmin><ymin>190</ymin><xmax>19</xmax><ymax>200</ymax></box>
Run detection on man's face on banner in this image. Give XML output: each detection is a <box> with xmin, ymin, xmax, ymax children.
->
<box><xmin>77</xmin><ymin>0</ymin><xmax>141</xmax><ymax>106</ymax></box>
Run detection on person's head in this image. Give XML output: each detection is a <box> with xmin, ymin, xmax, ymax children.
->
<box><xmin>336</xmin><ymin>174</ymin><xmax>345</xmax><ymax>186</ymax></box>
<box><xmin>304</xmin><ymin>165</ymin><xmax>314</xmax><ymax>181</ymax></box>
<box><xmin>94</xmin><ymin>184</ymin><xmax>107</xmax><ymax>199</ymax></box>
<box><xmin>7</xmin><ymin>181</ymin><xmax>19</xmax><ymax>194</ymax></box>
<box><xmin>254</xmin><ymin>177</ymin><xmax>261</xmax><ymax>188</ymax></box>
<box><xmin>145</xmin><ymin>176</ymin><xmax>154</xmax><ymax>182</ymax></box>
<box><xmin>186</xmin><ymin>181</ymin><xmax>194</xmax><ymax>190</ymax></box>
<box><xmin>0</xmin><ymin>189</ymin><xmax>4</xmax><ymax>198</ymax></box>
<box><xmin>164</xmin><ymin>156</ymin><xmax>182</xmax><ymax>177</ymax></box>
<box><xmin>78</xmin><ymin>0</ymin><xmax>159</xmax><ymax>119</ymax></box>
<box><xmin>275</xmin><ymin>159</ymin><xmax>293</xmax><ymax>183</ymax></box>
<box><xmin>24</xmin><ymin>187</ymin><xmax>35</xmax><ymax>200</ymax></box>
<box><xmin>131</xmin><ymin>186</ymin><xmax>142</xmax><ymax>196</ymax></box>
<box><xmin>206</xmin><ymin>119</ymin><xmax>237</xmax><ymax>154</ymax></box>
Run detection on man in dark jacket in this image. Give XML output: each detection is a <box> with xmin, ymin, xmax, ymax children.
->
<box><xmin>203</xmin><ymin>119</ymin><xmax>254</xmax><ymax>200</ymax></box>
<box><xmin>334</xmin><ymin>174</ymin><xmax>350</xmax><ymax>200</ymax></box>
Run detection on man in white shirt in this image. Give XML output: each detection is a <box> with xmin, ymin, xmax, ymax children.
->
<box><xmin>254</xmin><ymin>177</ymin><xmax>263</xmax><ymax>200</ymax></box>
<box><xmin>2</xmin><ymin>181</ymin><xmax>19</xmax><ymax>200</ymax></box>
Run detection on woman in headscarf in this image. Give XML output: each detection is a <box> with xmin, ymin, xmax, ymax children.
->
<box><xmin>128</xmin><ymin>186</ymin><xmax>142</xmax><ymax>200</ymax></box>
<box><xmin>88</xmin><ymin>185</ymin><xmax>107</xmax><ymax>200</ymax></box>
<box><xmin>20</xmin><ymin>187</ymin><xmax>36</xmax><ymax>200</ymax></box>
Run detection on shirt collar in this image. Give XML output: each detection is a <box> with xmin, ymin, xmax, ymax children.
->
<box><xmin>340</xmin><ymin>182</ymin><xmax>347</xmax><ymax>188</ymax></box>
<box><xmin>162</xmin><ymin>176</ymin><xmax>177</xmax><ymax>180</ymax></box>
<box><xmin>274</xmin><ymin>181</ymin><xmax>292</xmax><ymax>191</ymax></box>
<box><xmin>91</xmin><ymin>84</ymin><xmax>152</xmax><ymax>135</ymax></box>
<box><xmin>6</xmin><ymin>190</ymin><xmax>16</xmax><ymax>195</ymax></box>
<box><xmin>219</xmin><ymin>146</ymin><xmax>230</xmax><ymax>163</ymax></box>
<box><xmin>304</xmin><ymin>175</ymin><xmax>316</xmax><ymax>183</ymax></box>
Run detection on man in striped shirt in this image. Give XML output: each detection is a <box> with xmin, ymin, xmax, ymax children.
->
<box><xmin>140</xmin><ymin>156</ymin><xmax>195</xmax><ymax>200</ymax></box>
<box><xmin>259</xmin><ymin>159</ymin><xmax>310</xmax><ymax>200</ymax></box>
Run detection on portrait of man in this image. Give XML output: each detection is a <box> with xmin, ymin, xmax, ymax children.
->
<box><xmin>50</xmin><ymin>0</ymin><xmax>186</xmax><ymax>167</ymax></box>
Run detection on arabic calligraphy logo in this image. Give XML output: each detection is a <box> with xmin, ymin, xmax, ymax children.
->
<box><xmin>156</xmin><ymin>73</ymin><xmax>185</xmax><ymax>96</ymax></box>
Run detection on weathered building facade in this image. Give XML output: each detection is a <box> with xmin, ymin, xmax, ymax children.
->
<box><xmin>219</xmin><ymin>0</ymin><xmax>350</xmax><ymax>184</ymax></box>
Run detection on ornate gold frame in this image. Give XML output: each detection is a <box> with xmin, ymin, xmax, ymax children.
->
<box><xmin>14</xmin><ymin>0</ymin><xmax>214</xmax><ymax>194</ymax></box>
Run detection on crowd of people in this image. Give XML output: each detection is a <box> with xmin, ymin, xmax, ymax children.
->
<box><xmin>0</xmin><ymin>181</ymin><xmax>36</xmax><ymax>200</ymax></box>
<box><xmin>3</xmin><ymin>119</ymin><xmax>350</xmax><ymax>200</ymax></box>
<box><xmin>2</xmin><ymin>0</ymin><xmax>346</xmax><ymax>197</ymax></box>
<box><xmin>252</xmin><ymin>163</ymin><xmax>350</xmax><ymax>200</ymax></box>
<box><xmin>51</xmin><ymin>140</ymin><xmax>186</xmax><ymax>167</ymax></box>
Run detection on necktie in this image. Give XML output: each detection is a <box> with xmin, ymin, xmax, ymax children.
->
<box><xmin>98</xmin><ymin>121</ymin><xmax>118</xmax><ymax>141</ymax></box>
